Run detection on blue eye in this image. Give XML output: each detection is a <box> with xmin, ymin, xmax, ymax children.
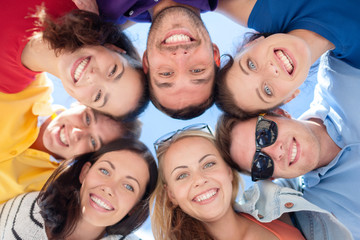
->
<box><xmin>248</xmin><ymin>59</ymin><xmax>256</xmax><ymax>70</ymax></box>
<box><xmin>90</xmin><ymin>137</ymin><xmax>97</xmax><ymax>150</ymax></box>
<box><xmin>125</xmin><ymin>184</ymin><xmax>134</xmax><ymax>192</ymax></box>
<box><xmin>204</xmin><ymin>162</ymin><xmax>215</xmax><ymax>169</ymax></box>
<box><xmin>109</xmin><ymin>65</ymin><xmax>117</xmax><ymax>77</ymax></box>
<box><xmin>85</xmin><ymin>113</ymin><xmax>91</xmax><ymax>125</ymax></box>
<box><xmin>264</xmin><ymin>84</ymin><xmax>272</xmax><ymax>96</ymax></box>
<box><xmin>100</xmin><ymin>168</ymin><xmax>109</xmax><ymax>175</ymax></box>
<box><xmin>160</xmin><ymin>72</ymin><xmax>173</xmax><ymax>77</ymax></box>
<box><xmin>94</xmin><ymin>90</ymin><xmax>102</xmax><ymax>102</ymax></box>
<box><xmin>176</xmin><ymin>173</ymin><xmax>188</xmax><ymax>180</ymax></box>
<box><xmin>191</xmin><ymin>69</ymin><xmax>204</xmax><ymax>73</ymax></box>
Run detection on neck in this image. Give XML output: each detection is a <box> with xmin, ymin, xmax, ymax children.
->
<box><xmin>21</xmin><ymin>35</ymin><xmax>61</xmax><ymax>77</ymax></box>
<box><xmin>151</xmin><ymin>0</ymin><xmax>200</xmax><ymax>18</ymax></box>
<box><xmin>203</xmin><ymin>208</ymin><xmax>245</xmax><ymax>240</ymax></box>
<box><xmin>289</xmin><ymin>29</ymin><xmax>334</xmax><ymax>65</ymax></box>
<box><xmin>308</xmin><ymin>118</ymin><xmax>341</xmax><ymax>167</ymax></box>
<box><xmin>66</xmin><ymin>218</ymin><xmax>105</xmax><ymax>240</ymax></box>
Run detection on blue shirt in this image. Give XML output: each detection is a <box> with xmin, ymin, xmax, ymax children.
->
<box><xmin>248</xmin><ymin>0</ymin><xmax>360</xmax><ymax>69</ymax></box>
<box><xmin>97</xmin><ymin>0</ymin><xmax>218</xmax><ymax>24</ymax></box>
<box><xmin>296</xmin><ymin>53</ymin><xmax>360</xmax><ymax>240</ymax></box>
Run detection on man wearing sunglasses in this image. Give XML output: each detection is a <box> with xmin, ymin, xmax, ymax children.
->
<box><xmin>216</xmin><ymin>53</ymin><xmax>360</xmax><ymax>239</ymax></box>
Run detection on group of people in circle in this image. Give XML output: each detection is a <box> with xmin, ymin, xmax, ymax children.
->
<box><xmin>1</xmin><ymin>0</ymin><xmax>359</xmax><ymax>239</ymax></box>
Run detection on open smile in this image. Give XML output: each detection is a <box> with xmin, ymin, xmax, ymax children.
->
<box><xmin>162</xmin><ymin>30</ymin><xmax>195</xmax><ymax>45</ymax></box>
<box><xmin>89</xmin><ymin>193</ymin><xmax>114</xmax><ymax>212</ymax></box>
<box><xmin>57</xmin><ymin>125</ymin><xmax>69</xmax><ymax>147</ymax></box>
<box><xmin>72</xmin><ymin>56</ymin><xmax>91</xmax><ymax>83</ymax></box>
<box><xmin>274</xmin><ymin>49</ymin><xmax>295</xmax><ymax>75</ymax></box>
<box><xmin>192</xmin><ymin>188</ymin><xmax>219</xmax><ymax>205</ymax></box>
<box><xmin>289</xmin><ymin>138</ymin><xmax>300</xmax><ymax>166</ymax></box>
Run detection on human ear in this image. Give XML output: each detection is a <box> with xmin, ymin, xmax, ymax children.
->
<box><xmin>212</xmin><ymin>43</ymin><xmax>220</xmax><ymax>67</ymax></box>
<box><xmin>79</xmin><ymin>162</ymin><xmax>92</xmax><ymax>184</ymax></box>
<box><xmin>165</xmin><ymin>184</ymin><xmax>178</xmax><ymax>206</ymax></box>
<box><xmin>271</xmin><ymin>108</ymin><xmax>292</xmax><ymax>119</ymax></box>
<box><xmin>104</xmin><ymin>44</ymin><xmax>127</xmax><ymax>54</ymax></box>
<box><xmin>283</xmin><ymin>89</ymin><xmax>301</xmax><ymax>104</ymax></box>
<box><xmin>142</xmin><ymin>50</ymin><xmax>149</xmax><ymax>74</ymax></box>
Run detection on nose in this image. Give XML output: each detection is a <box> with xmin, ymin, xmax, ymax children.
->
<box><xmin>193</xmin><ymin>172</ymin><xmax>208</xmax><ymax>188</ymax></box>
<box><xmin>71</xmin><ymin>127</ymin><xmax>84</xmax><ymax>141</ymax></box>
<box><xmin>263</xmin><ymin>141</ymin><xmax>284</xmax><ymax>162</ymax></box>
<box><xmin>101</xmin><ymin>185</ymin><xmax>113</xmax><ymax>197</ymax></box>
<box><xmin>268</xmin><ymin>62</ymin><xmax>280</xmax><ymax>77</ymax></box>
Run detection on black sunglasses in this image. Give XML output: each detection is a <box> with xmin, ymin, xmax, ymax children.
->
<box><xmin>251</xmin><ymin>115</ymin><xmax>278</xmax><ymax>181</ymax></box>
<box><xmin>153</xmin><ymin>123</ymin><xmax>213</xmax><ymax>152</ymax></box>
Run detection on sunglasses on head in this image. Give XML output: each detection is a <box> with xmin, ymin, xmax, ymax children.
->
<box><xmin>153</xmin><ymin>123</ymin><xmax>213</xmax><ymax>152</ymax></box>
<box><xmin>251</xmin><ymin>114</ymin><xmax>278</xmax><ymax>181</ymax></box>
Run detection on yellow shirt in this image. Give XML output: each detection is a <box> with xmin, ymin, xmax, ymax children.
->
<box><xmin>0</xmin><ymin>73</ymin><xmax>59</xmax><ymax>203</ymax></box>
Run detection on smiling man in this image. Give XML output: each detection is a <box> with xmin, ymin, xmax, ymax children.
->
<box><xmin>216</xmin><ymin>53</ymin><xmax>360</xmax><ymax>239</ymax></box>
<box><xmin>96</xmin><ymin>0</ymin><xmax>220</xmax><ymax>119</ymax></box>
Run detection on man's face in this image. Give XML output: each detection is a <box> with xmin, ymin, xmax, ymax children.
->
<box><xmin>144</xmin><ymin>6</ymin><xmax>219</xmax><ymax>110</ymax></box>
<box><xmin>229</xmin><ymin>115</ymin><xmax>321</xmax><ymax>179</ymax></box>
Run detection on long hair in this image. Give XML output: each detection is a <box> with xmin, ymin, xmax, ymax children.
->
<box><xmin>215</xmin><ymin>32</ymin><xmax>280</xmax><ymax>120</ymax></box>
<box><xmin>35</xmin><ymin>8</ymin><xmax>149</xmax><ymax>120</ymax></box>
<box><xmin>38</xmin><ymin>138</ymin><xmax>158</xmax><ymax>239</ymax></box>
<box><xmin>150</xmin><ymin>130</ymin><xmax>241</xmax><ymax>240</ymax></box>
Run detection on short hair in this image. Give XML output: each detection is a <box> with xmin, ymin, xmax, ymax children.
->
<box><xmin>38</xmin><ymin>138</ymin><xmax>158</xmax><ymax>239</ymax></box>
<box><xmin>150</xmin><ymin>130</ymin><xmax>242</xmax><ymax>240</ymax></box>
<box><xmin>149</xmin><ymin>64</ymin><xmax>219</xmax><ymax>120</ymax></box>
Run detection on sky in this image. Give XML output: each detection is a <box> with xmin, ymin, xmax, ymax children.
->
<box><xmin>51</xmin><ymin>10</ymin><xmax>317</xmax><ymax>240</ymax></box>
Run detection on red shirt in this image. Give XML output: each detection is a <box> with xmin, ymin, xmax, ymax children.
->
<box><xmin>0</xmin><ymin>0</ymin><xmax>75</xmax><ymax>93</ymax></box>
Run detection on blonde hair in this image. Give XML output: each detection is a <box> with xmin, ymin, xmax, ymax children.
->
<box><xmin>150</xmin><ymin>130</ymin><xmax>243</xmax><ymax>240</ymax></box>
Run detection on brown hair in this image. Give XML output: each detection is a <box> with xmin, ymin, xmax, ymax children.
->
<box><xmin>148</xmin><ymin>63</ymin><xmax>219</xmax><ymax>120</ymax></box>
<box><xmin>150</xmin><ymin>130</ymin><xmax>242</xmax><ymax>240</ymax></box>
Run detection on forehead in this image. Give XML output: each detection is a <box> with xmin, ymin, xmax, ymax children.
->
<box><xmin>96</xmin><ymin>150</ymin><xmax>149</xmax><ymax>184</ymax></box>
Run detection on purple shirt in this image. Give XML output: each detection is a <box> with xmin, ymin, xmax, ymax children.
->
<box><xmin>97</xmin><ymin>0</ymin><xmax>218</xmax><ymax>24</ymax></box>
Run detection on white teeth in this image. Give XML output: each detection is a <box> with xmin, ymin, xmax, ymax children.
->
<box><xmin>194</xmin><ymin>189</ymin><xmax>217</xmax><ymax>202</ymax></box>
<box><xmin>275</xmin><ymin>50</ymin><xmax>294</xmax><ymax>74</ymax></box>
<box><xmin>290</xmin><ymin>142</ymin><xmax>297</xmax><ymax>163</ymax></box>
<box><xmin>59</xmin><ymin>127</ymin><xmax>69</xmax><ymax>146</ymax></box>
<box><xmin>74</xmin><ymin>57</ymin><xmax>89</xmax><ymax>81</ymax></box>
<box><xmin>90</xmin><ymin>195</ymin><xmax>112</xmax><ymax>210</ymax></box>
<box><xmin>165</xmin><ymin>34</ymin><xmax>191</xmax><ymax>44</ymax></box>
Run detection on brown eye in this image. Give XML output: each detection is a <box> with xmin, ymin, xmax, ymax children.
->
<box><xmin>109</xmin><ymin>65</ymin><xmax>117</xmax><ymax>77</ymax></box>
<box><xmin>94</xmin><ymin>90</ymin><xmax>102</xmax><ymax>102</ymax></box>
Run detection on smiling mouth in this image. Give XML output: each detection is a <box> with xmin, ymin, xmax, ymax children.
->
<box><xmin>73</xmin><ymin>57</ymin><xmax>90</xmax><ymax>83</ymax></box>
<box><xmin>193</xmin><ymin>188</ymin><xmax>218</xmax><ymax>203</ymax></box>
<box><xmin>289</xmin><ymin>140</ymin><xmax>298</xmax><ymax>165</ymax></box>
<box><xmin>90</xmin><ymin>194</ymin><xmax>114</xmax><ymax>211</ymax></box>
<box><xmin>59</xmin><ymin>125</ymin><xmax>69</xmax><ymax>147</ymax></box>
<box><xmin>275</xmin><ymin>50</ymin><xmax>294</xmax><ymax>75</ymax></box>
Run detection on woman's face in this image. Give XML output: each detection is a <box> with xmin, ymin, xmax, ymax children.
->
<box><xmin>225</xmin><ymin>33</ymin><xmax>311</xmax><ymax>112</ymax></box>
<box><xmin>58</xmin><ymin>45</ymin><xmax>143</xmax><ymax>118</ymax></box>
<box><xmin>43</xmin><ymin>104</ymin><xmax>124</xmax><ymax>159</ymax></box>
<box><xmin>79</xmin><ymin>150</ymin><xmax>149</xmax><ymax>228</ymax></box>
<box><xmin>163</xmin><ymin>136</ymin><xmax>234</xmax><ymax>223</ymax></box>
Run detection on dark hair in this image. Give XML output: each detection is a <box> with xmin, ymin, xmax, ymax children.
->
<box><xmin>38</xmin><ymin>9</ymin><xmax>149</xmax><ymax>120</ymax></box>
<box><xmin>38</xmin><ymin>138</ymin><xmax>158</xmax><ymax>239</ymax></box>
<box><xmin>148</xmin><ymin>64</ymin><xmax>219</xmax><ymax>120</ymax></box>
<box><xmin>215</xmin><ymin>33</ymin><xmax>281</xmax><ymax>120</ymax></box>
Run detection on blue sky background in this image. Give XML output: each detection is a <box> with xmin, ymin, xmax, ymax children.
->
<box><xmin>51</xmin><ymin>10</ymin><xmax>317</xmax><ymax>240</ymax></box>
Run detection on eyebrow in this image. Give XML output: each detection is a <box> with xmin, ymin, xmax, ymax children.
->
<box><xmin>100</xmin><ymin>160</ymin><xmax>140</xmax><ymax>188</ymax></box>
<box><xmin>256</xmin><ymin>88</ymin><xmax>270</xmax><ymax>103</ymax></box>
<box><xmin>99</xmin><ymin>62</ymin><xmax>125</xmax><ymax>108</ymax></box>
<box><xmin>170</xmin><ymin>154</ymin><xmax>215</xmax><ymax>175</ymax></box>
<box><xmin>238</xmin><ymin>57</ymin><xmax>249</xmax><ymax>75</ymax></box>
<box><xmin>154</xmin><ymin>79</ymin><xmax>174</xmax><ymax>88</ymax></box>
<box><xmin>92</xmin><ymin>110</ymin><xmax>104</xmax><ymax>148</ymax></box>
